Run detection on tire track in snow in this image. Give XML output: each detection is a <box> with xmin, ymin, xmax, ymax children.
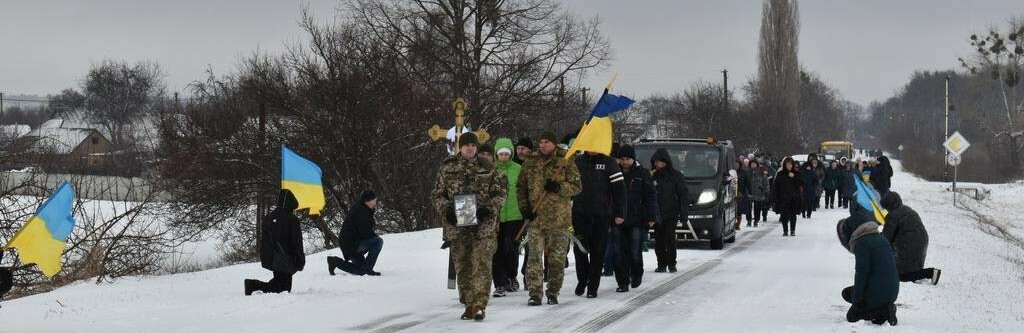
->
<box><xmin>570</xmin><ymin>225</ymin><xmax>774</xmax><ymax>332</ymax></box>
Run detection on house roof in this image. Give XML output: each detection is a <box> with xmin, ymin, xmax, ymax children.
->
<box><xmin>24</xmin><ymin>127</ymin><xmax>99</xmax><ymax>155</ymax></box>
<box><xmin>0</xmin><ymin>124</ymin><xmax>31</xmax><ymax>138</ymax></box>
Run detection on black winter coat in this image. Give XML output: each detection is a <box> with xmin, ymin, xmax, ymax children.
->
<box><xmin>261</xmin><ymin>189</ymin><xmax>306</xmax><ymax>273</ymax></box>
<box><xmin>880</xmin><ymin>192</ymin><xmax>929</xmax><ymax>275</ymax></box>
<box><xmin>573</xmin><ymin>153</ymin><xmax>627</xmax><ymax>218</ymax></box>
<box><xmin>621</xmin><ymin>163</ymin><xmax>659</xmax><ymax>228</ymax></box>
<box><xmin>872</xmin><ymin>157</ymin><xmax>893</xmax><ymax>194</ymax></box>
<box><xmin>839</xmin><ymin>168</ymin><xmax>856</xmax><ymax>198</ymax></box>
<box><xmin>823</xmin><ymin>167</ymin><xmax>842</xmax><ymax>191</ymax></box>
<box><xmin>651</xmin><ymin>149</ymin><xmax>689</xmax><ymax>225</ymax></box>
<box><xmin>772</xmin><ymin>168</ymin><xmax>804</xmax><ymax>215</ymax></box>
<box><xmin>339</xmin><ymin>202</ymin><xmax>378</xmax><ymax>258</ymax></box>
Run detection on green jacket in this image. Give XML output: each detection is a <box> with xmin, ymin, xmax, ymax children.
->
<box><xmin>495</xmin><ymin>138</ymin><xmax>523</xmax><ymax>222</ymax></box>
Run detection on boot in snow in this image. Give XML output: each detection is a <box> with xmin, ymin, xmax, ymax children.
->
<box><xmin>547</xmin><ymin>295</ymin><xmax>558</xmax><ymax>305</ymax></box>
<box><xmin>655</xmin><ymin>265</ymin><xmax>667</xmax><ymax>273</ymax></box>
<box><xmin>473</xmin><ymin>308</ymin><xmax>486</xmax><ymax>321</ymax></box>
<box><xmin>668</xmin><ymin>265</ymin><xmax>677</xmax><ymax>273</ymax></box>
<box><xmin>575</xmin><ymin>282</ymin><xmax>587</xmax><ymax>296</ymax></box>
<box><xmin>244</xmin><ymin>279</ymin><xmax>258</xmax><ymax>296</ymax></box>
<box><xmin>460</xmin><ymin>306</ymin><xmax>475</xmax><ymax>320</ymax></box>
<box><xmin>932</xmin><ymin>269</ymin><xmax>942</xmax><ymax>285</ymax></box>
<box><xmin>616</xmin><ymin>285</ymin><xmax>629</xmax><ymax>292</ymax></box>
<box><xmin>887</xmin><ymin>303</ymin><xmax>898</xmax><ymax>326</ymax></box>
<box><xmin>528</xmin><ymin>296</ymin><xmax>542</xmax><ymax>306</ymax></box>
<box><xmin>327</xmin><ymin>256</ymin><xmax>339</xmax><ymax>276</ymax></box>
<box><xmin>493</xmin><ymin>289</ymin><xmax>507</xmax><ymax>297</ymax></box>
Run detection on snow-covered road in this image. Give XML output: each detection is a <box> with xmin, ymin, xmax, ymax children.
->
<box><xmin>2</xmin><ymin>160</ymin><xmax>1022</xmax><ymax>332</ymax></box>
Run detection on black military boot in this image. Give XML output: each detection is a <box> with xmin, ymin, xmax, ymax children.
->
<box><xmin>327</xmin><ymin>256</ymin><xmax>339</xmax><ymax>276</ymax></box>
<box><xmin>547</xmin><ymin>295</ymin><xmax>558</xmax><ymax>305</ymax></box>
<box><xmin>244</xmin><ymin>279</ymin><xmax>259</xmax><ymax>296</ymax></box>
<box><xmin>528</xmin><ymin>296</ymin><xmax>542</xmax><ymax>306</ymax></box>
<box><xmin>575</xmin><ymin>282</ymin><xmax>587</xmax><ymax>296</ymax></box>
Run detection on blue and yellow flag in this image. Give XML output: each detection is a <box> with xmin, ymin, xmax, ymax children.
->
<box><xmin>565</xmin><ymin>89</ymin><xmax>634</xmax><ymax>158</ymax></box>
<box><xmin>5</xmin><ymin>181</ymin><xmax>76</xmax><ymax>277</ymax></box>
<box><xmin>852</xmin><ymin>173</ymin><xmax>887</xmax><ymax>225</ymax></box>
<box><xmin>281</xmin><ymin>145</ymin><xmax>325</xmax><ymax>215</ymax></box>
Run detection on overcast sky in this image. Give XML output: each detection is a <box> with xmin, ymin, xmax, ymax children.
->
<box><xmin>2</xmin><ymin>0</ymin><xmax>1022</xmax><ymax>107</ymax></box>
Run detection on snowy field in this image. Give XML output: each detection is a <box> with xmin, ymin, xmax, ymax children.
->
<box><xmin>1</xmin><ymin>159</ymin><xmax>1023</xmax><ymax>332</ymax></box>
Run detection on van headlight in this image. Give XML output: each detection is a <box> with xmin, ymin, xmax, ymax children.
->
<box><xmin>697</xmin><ymin>189</ymin><xmax>717</xmax><ymax>205</ymax></box>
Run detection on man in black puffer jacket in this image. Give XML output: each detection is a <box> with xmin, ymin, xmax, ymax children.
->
<box><xmin>572</xmin><ymin>150</ymin><xmax>627</xmax><ymax>299</ymax></box>
<box><xmin>837</xmin><ymin>204</ymin><xmax>900</xmax><ymax>325</ymax></box>
<box><xmin>612</xmin><ymin>145</ymin><xmax>659</xmax><ymax>292</ymax></box>
<box><xmin>880</xmin><ymin>192</ymin><xmax>941</xmax><ymax>284</ymax></box>
<box><xmin>328</xmin><ymin>190</ymin><xmax>384</xmax><ymax>276</ymax></box>
<box><xmin>245</xmin><ymin>189</ymin><xmax>306</xmax><ymax>295</ymax></box>
<box><xmin>651</xmin><ymin>148</ymin><xmax>688</xmax><ymax>273</ymax></box>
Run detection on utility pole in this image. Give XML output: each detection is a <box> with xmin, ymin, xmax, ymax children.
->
<box><xmin>581</xmin><ymin>87</ymin><xmax>590</xmax><ymax>109</ymax></box>
<box><xmin>944</xmin><ymin>76</ymin><xmax>950</xmax><ymax>181</ymax></box>
<box><xmin>722</xmin><ymin>69</ymin><xmax>729</xmax><ymax>109</ymax></box>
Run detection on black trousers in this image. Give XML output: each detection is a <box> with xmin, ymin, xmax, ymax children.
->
<box><xmin>753</xmin><ymin>201</ymin><xmax>769</xmax><ymax>222</ymax></box>
<box><xmin>842</xmin><ymin>286</ymin><xmax>894</xmax><ymax>324</ymax></box>
<box><xmin>839</xmin><ymin>194</ymin><xmax>850</xmax><ymax>208</ymax></box>
<box><xmin>654</xmin><ymin>219</ymin><xmax>678</xmax><ymax>267</ymax></box>
<box><xmin>493</xmin><ymin>220</ymin><xmax>523</xmax><ymax>288</ymax></box>
<box><xmin>825</xmin><ymin>189</ymin><xmax>837</xmax><ymax>208</ymax></box>
<box><xmin>252</xmin><ymin>271</ymin><xmax>293</xmax><ymax>293</ymax></box>
<box><xmin>613</xmin><ymin>226</ymin><xmax>644</xmax><ymax>288</ymax></box>
<box><xmin>572</xmin><ymin>212</ymin><xmax>611</xmax><ymax>294</ymax></box>
<box><xmin>900</xmin><ymin>268</ymin><xmax>936</xmax><ymax>282</ymax></box>
<box><xmin>781</xmin><ymin>213</ymin><xmax>797</xmax><ymax>234</ymax></box>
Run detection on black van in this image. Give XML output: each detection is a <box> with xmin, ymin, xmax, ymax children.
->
<box><xmin>634</xmin><ymin>138</ymin><xmax>738</xmax><ymax>250</ymax></box>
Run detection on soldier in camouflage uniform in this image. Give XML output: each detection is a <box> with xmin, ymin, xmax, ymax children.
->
<box><xmin>517</xmin><ymin>131</ymin><xmax>582</xmax><ymax>306</ymax></box>
<box><xmin>431</xmin><ymin>132</ymin><xmax>507</xmax><ymax>321</ymax></box>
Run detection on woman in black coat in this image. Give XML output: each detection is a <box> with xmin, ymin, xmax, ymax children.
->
<box><xmin>798</xmin><ymin>162</ymin><xmax>819</xmax><ymax>219</ymax></box>
<box><xmin>880</xmin><ymin>192</ymin><xmax>941</xmax><ymax>284</ymax></box>
<box><xmin>245</xmin><ymin>189</ymin><xmax>306</xmax><ymax>295</ymax></box>
<box><xmin>772</xmin><ymin>158</ymin><xmax>804</xmax><ymax>236</ymax></box>
<box><xmin>872</xmin><ymin>156</ymin><xmax>894</xmax><ymax>195</ymax></box>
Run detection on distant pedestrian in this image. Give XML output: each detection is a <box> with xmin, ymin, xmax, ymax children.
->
<box><xmin>651</xmin><ymin>148</ymin><xmax>689</xmax><ymax>271</ymax></box>
<box><xmin>823</xmin><ymin>161</ymin><xmax>842</xmax><ymax>209</ymax></box>
<box><xmin>772</xmin><ymin>157</ymin><xmax>803</xmax><ymax>236</ymax></box>
<box><xmin>748</xmin><ymin>160</ymin><xmax>771</xmax><ymax>227</ymax></box>
<box><xmin>873</xmin><ymin>156</ymin><xmax>894</xmax><ymax>195</ymax></box>
<box><xmin>245</xmin><ymin>189</ymin><xmax>306</xmax><ymax>296</ymax></box>
<box><xmin>799</xmin><ymin>162</ymin><xmax>818</xmax><ymax>219</ymax></box>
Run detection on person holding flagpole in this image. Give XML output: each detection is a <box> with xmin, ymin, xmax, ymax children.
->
<box><xmin>564</xmin><ymin>83</ymin><xmax>633</xmax><ymax>299</ymax></box>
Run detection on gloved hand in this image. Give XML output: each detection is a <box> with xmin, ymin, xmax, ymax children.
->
<box><xmin>440</xmin><ymin>241</ymin><xmax>451</xmax><ymax>249</ymax></box>
<box><xmin>444</xmin><ymin>204</ymin><xmax>457</xmax><ymax>226</ymax></box>
<box><xmin>476</xmin><ymin>206</ymin><xmax>492</xmax><ymax>221</ymax></box>
<box><xmin>544</xmin><ymin>180</ymin><xmax>561</xmax><ymax>193</ymax></box>
<box><xmin>520</xmin><ymin>209</ymin><xmax>536</xmax><ymax>221</ymax></box>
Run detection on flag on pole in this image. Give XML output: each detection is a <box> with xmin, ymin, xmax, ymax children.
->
<box><xmin>852</xmin><ymin>173</ymin><xmax>887</xmax><ymax>225</ymax></box>
<box><xmin>281</xmin><ymin>145</ymin><xmax>325</xmax><ymax>215</ymax></box>
<box><xmin>5</xmin><ymin>181</ymin><xmax>76</xmax><ymax>277</ymax></box>
<box><xmin>564</xmin><ymin>89</ymin><xmax>634</xmax><ymax>158</ymax></box>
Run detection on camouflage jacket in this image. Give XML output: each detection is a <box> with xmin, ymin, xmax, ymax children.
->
<box><xmin>431</xmin><ymin>155</ymin><xmax>508</xmax><ymax>240</ymax></box>
<box><xmin>516</xmin><ymin>149</ymin><xmax>582</xmax><ymax>230</ymax></box>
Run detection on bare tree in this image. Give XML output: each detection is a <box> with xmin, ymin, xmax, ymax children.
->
<box><xmin>347</xmin><ymin>0</ymin><xmax>611</xmax><ymax>129</ymax></box>
<box><xmin>755</xmin><ymin>0</ymin><xmax>801</xmax><ymax>152</ymax></box>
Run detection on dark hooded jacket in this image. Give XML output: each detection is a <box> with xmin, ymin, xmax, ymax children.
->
<box><xmin>260</xmin><ymin>189</ymin><xmax>306</xmax><ymax>272</ymax></box>
<box><xmin>880</xmin><ymin>192</ymin><xmax>929</xmax><ymax>274</ymax></box>
<box><xmin>651</xmin><ymin>148</ymin><xmax>689</xmax><ymax>225</ymax></box>
<box><xmin>839</xmin><ymin>166</ymin><xmax>856</xmax><ymax>198</ymax></box>
<box><xmin>837</xmin><ymin>204</ymin><xmax>899</xmax><ymax>309</ymax></box>
<box><xmin>872</xmin><ymin>156</ymin><xmax>893</xmax><ymax>194</ymax></box>
<box><xmin>772</xmin><ymin>158</ymin><xmax>804</xmax><ymax>214</ymax></box>
<box><xmin>339</xmin><ymin>201</ymin><xmax>378</xmax><ymax>258</ymax></box>
<box><xmin>621</xmin><ymin>161</ymin><xmax>659</xmax><ymax>228</ymax></box>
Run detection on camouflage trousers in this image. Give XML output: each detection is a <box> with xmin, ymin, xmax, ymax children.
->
<box><xmin>452</xmin><ymin>235</ymin><xmax>497</xmax><ymax>308</ymax></box>
<box><xmin>526</xmin><ymin>227</ymin><xmax>569</xmax><ymax>299</ymax></box>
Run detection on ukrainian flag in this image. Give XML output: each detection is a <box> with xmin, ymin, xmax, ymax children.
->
<box><xmin>5</xmin><ymin>181</ymin><xmax>76</xmax><ymax>277</ymax></box>
<box><xmin>853</xmin><ymin>173</ymin><xmax>887</xmax><ymax>225</ymax></box>
<box><xmin>565</xmin><ymin>89</ymin><xmax>634</xmax><ymax>158</ymax></box>
<box><xmin>281</xmin><ymin>145</ymin><xmax>326</xmax><ymax>215</ymax></box>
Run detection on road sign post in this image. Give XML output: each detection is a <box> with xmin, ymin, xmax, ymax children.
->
<box><xmin>943</xmin><ymin>132</ymin><xmax>970</xmax><ymax>205</ymax></box>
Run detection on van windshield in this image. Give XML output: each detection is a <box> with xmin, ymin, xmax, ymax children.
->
<box><xmin>635</xmin><ymin>145</ymin><xmax>721</xmax><ymax>179</ymax></box>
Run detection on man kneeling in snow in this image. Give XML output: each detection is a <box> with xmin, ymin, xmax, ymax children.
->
<box><xmin>328</xmin><ymin>190</ymin><xmax>384</xmax><ymax>276</ymax></box>
<box><xmin>837</xmin><ymin>204</ymin><xmax>900</xmax><ymax>325</ymax></box>
<box><xmin>880</xmin><ymin>192</ymin><xmax>941</xmax><ymax>285</ymax></box>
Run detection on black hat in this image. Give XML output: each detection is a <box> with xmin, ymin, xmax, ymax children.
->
<box><xmin>360</xmin><ymin>190</ymin><xmax>377</xmax><ymax>203</ymax></box>
<box><xmin>516</xmin><ymin>137</ymin><xmax>534</xmax><ymax>149</ymax></box>
<box><xmin>458</xmin><ymin>132</ymin><xmax>479</xmax><ymax>148</ymax></box>
<box><xmin>479</xmin><ymin>143</ymin><xmax>494</xmax><ymax>155</ymax></box>
<box><xmin>538</xmin><ymin>131</ymin><xmax>557</xmax><ymax>144</ymax></box>
<box><xmin>617</xmin><ymin>144</ymin><xmax>636</xmax><ymax>159</ymax></box>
